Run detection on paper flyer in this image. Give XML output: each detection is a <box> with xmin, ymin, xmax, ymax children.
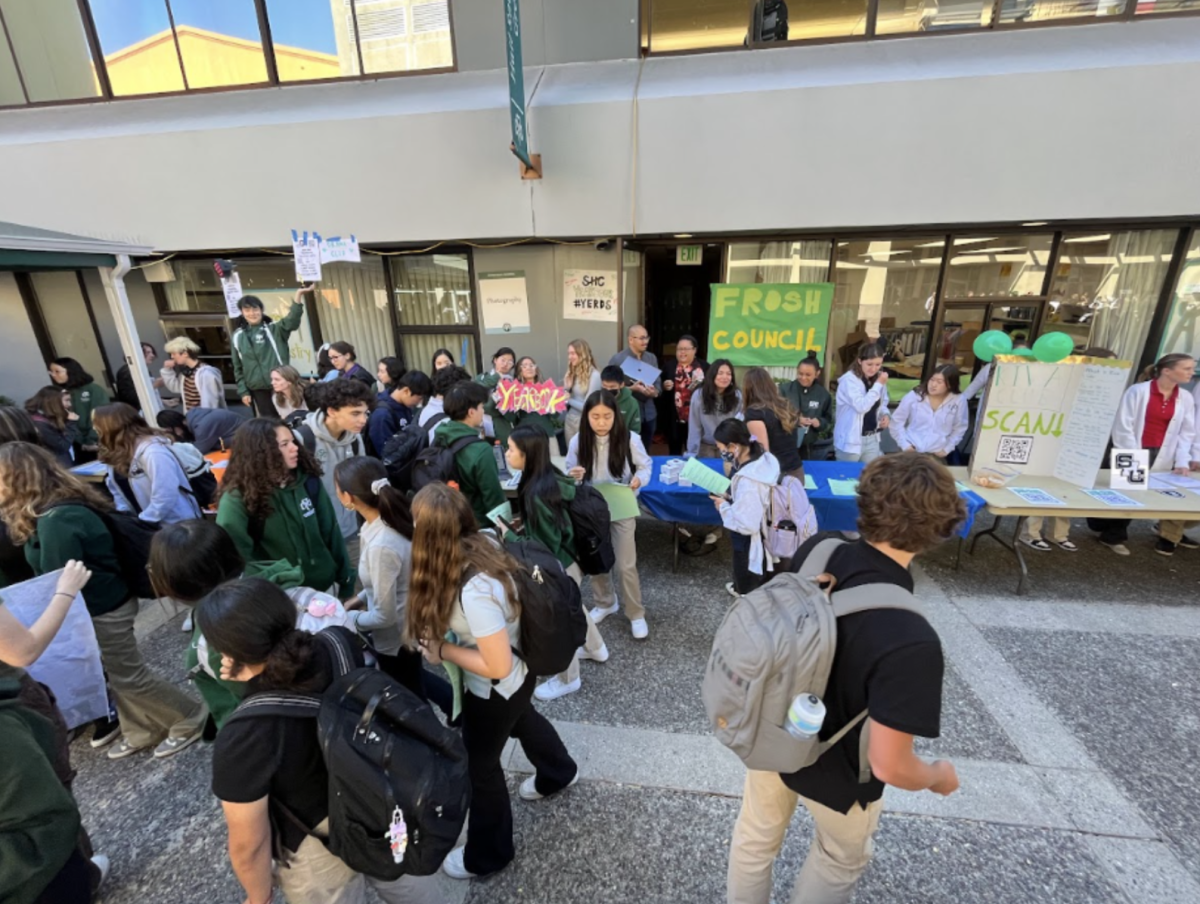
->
<box><xmin>595</xmin><ymin>482</ymin><xmax>641</xmax><ymax>521</ymax></box>
<box><xmin>1007</xmin><ymin>487</ymin><xmax>1066</xmax><ymax>506</ymax></box>
<box><xmin>679</xmin><ymin>458</ymin><xmax>731</xmax><ymax>496</ymax></box>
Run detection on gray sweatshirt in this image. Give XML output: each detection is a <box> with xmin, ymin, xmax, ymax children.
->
<box><xmin>686</xmin><ymin>390</ymin><xmax>743</xmax><ymax>456</ymax></box>
<box><xmin>301</xmin><ymin>411</ymin><xmax>364</xmax><ymax>539</ymax></box>
<box><xmin>352</xmin><ymin>517</ymin><xmax>410</xmax><ymax>655</ymax></box>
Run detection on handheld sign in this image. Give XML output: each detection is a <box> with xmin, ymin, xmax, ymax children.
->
<box><xmin>494</xmin><ymin>379</ymin><xmax>570</xmax><ymax>415</ymax></box>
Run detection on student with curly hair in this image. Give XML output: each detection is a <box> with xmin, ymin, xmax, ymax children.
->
<box><xmin>215</xmin><ymin>418</ymin><xmax>355</xmax><ymax>597</ymax></box>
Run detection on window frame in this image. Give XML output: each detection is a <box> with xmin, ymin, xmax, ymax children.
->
<box><xmin>0</xmin><ymin>0</ymin><xmax>457</xmax><ymax>111</ymax></box>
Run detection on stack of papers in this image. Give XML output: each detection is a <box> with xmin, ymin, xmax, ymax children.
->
<box><xmin>679</xmin><ymin>458</ymin><xmax>731</xmax><ymax>496</ymax></box>
<box><xmin>826</xmin><ymin>478</ymin><xmax>859</xmax><ymax>497</ymax></box>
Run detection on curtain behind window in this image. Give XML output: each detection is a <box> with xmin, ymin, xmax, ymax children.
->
<box><xmin>314</xmin><ymin>259</ymin><xmax>394</xmax><ymax>376</ymax></box>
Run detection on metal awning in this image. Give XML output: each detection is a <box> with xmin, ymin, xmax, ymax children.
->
<box><xmin>0</xmin><ymin>221</ymin><xmax>153</xmax><ymax>269</ymax></box>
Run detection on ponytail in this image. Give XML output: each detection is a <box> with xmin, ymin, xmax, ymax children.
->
<box><xmin>1141</xmin><ymin>353</ymin><xmax>1194</xmax><ymax>383</ymax></box>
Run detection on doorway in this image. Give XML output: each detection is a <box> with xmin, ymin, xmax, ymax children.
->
<box><xmin>640</xmin><ymin>244</ymin><xmax>725</xmax><ymax>364</ymax></box>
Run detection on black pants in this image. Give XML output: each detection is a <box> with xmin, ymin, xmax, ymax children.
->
<box><xmin>731</xmin><ymin>533</ymin><xmax>766</xmax><ymax>595</ymax></box>
<box><xmin>376</xmin><ymin>647</ymin><xmax>456</xmax><ymax>720</ymax></box>
<box><xmin>640</xmin><ymin>416</ymin><xmax>657</xmax><ymax>453</ymax></box>
<box><xmin>35</xmin><ymin>848</ymin><xmax>92</xmax><ymax>904</ymax></box>
<box><xmin>1087</xmin><ymin>446</ymin><xmax>1159</xmax><ymax>544</ymax></box>
<box><xmin>249</xmin><ymin>388</ymin><xmax>278</xmax><ymax>418</ymax></box>
<box><xmin>461</xmin><ymin>673</ymin><xmax>577</xmax><ymax>876</ymax></box>
<box><xmin>666</xmin><ymin>417</ymin><xmax>688</xmax><ymax>456</ymax></box>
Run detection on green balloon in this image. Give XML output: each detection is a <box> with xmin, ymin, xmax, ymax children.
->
<box><xmin>1032</xmin><ymin>331</ymin><xmax>1075</xmax><ymax>363</ymax></box>
<box><xmin>972</xmin><ymin>330</ymin><xmax>1013</xmax><ymax>363</ymax></box>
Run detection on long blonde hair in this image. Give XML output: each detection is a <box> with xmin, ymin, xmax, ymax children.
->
<box><xmin>565</xmin><ymin>339</ymin><xmax>597</xmax><ymax>389</ymax></box>
<box><xmin>0</xmin><ymin>442</ymin><xmax>110</xmax><ymax>543</ymax></box>
<box><xmin>406</xmin><ymin>483</ymin><xmax>523</xmax><ymax>643</ymax></box>
<box><xmin>272</xmin><ymin>365</ymin><xmax>306</xmax><ymax>410</ymax></box>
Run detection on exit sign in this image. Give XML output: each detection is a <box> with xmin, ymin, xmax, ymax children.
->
<box><xmin>676</xmin><ymin>245</ymin><xmax>703</xmax><ymax>266</ymax></box>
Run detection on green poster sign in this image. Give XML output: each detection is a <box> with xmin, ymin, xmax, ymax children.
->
<box><xmin>503</xmin><ymin>0</ymin><xmax>531</xmax><ymax>168</ymax></box>
<box><xmin>708</xmin><ymin>283</ymin><xmax>834</xmax><ymax>367</ymax></box>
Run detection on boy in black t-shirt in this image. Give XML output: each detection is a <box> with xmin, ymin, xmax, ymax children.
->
<box><xmin>727</xmin><ymin>452</ymin><xmax>968</xmax><ymax>904</ymax></box>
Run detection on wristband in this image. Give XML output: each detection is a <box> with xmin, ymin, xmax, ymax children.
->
<box><xmin>53</xmin><ymin>592</ymin><xmax>74</xmax><ymax>599</ymax></box>
<box><xmin>438</xmin><ymin>641</ymin><xmax>446</xmax><ymax>660</ymax></box>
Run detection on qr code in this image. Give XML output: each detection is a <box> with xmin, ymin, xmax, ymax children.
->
<box><xmin>996</xmin><ymin>435</ymin><xmax>1033</xmax><ymax>464</ymax></box>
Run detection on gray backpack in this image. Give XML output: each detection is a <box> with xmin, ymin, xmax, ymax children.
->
<box><xmin>701</xmin><ymin>537</ymin><xmax>923</xmax><ymax>774</ymax></box>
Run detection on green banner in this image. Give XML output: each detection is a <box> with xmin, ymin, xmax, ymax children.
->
<box><xmin>708</xmin><ymin>283</ymin><xmax>834</xmax><ymax>366</ymax></box>
<box><xmin>503</xmin><ymin>0</ymin><xmax>531</xmax><ymax>168</ymax></box>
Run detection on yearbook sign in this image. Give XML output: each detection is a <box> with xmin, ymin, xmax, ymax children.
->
<box><xmin>707</xmin><ymin>283</ymin><xmax>834</xmax><ymax>366</ymax></box>
<box><xmin>971</xmin><ymin>356</ymin><xmax>1132</xmax><ymax>488</ymax></box>
<box><xmin>494</xmin><ymin>379</ymin><xmax>570</xmax><ymax>415</ymax></box>
<box><xmin>563</xmin><ymin>269</ymin><xmax>618</xmax><ymax>322</ymax></box>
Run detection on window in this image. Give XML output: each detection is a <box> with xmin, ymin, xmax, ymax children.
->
<box><xmin>996</xmin><ymin>0</ymin><xmax>1126</xmax><ymax>24</ymax></box>
<box><xmin>877</xmin><ymin>0</ymin><xmax>992</xmax><ymax>33</ymax></box>
<box><xmin>1048</xmin><ymin>230</ymin><xmax>1176</xmax><ymax>362</ymax></box>
<box><xmin>943</xmin><ymin>234</ymin><xmax>1054</xmax><ymax>299</ymax></box>
<box><xmin>647</xmin><ymin>0</ymin><xmax>749</xmax><ymax>52</ymax></box>
<box><xmin>1159</xmin><ymin>231</ymin><xmax>1200</xmax><ymax>359</ymax></box>
<box><xmin>829</xmin><ymin>238</ymin><xmax>945</xmax><ymax>399</ymax></box>
<box><xmin>728</xmin><ymin>240</ymin><xmax>832</xmax><ymax>285</ymax></box>
<box><xmin>389</xmin><ymin>253</ymin><xmax>479</xmax><ymax>373</ymax></box>
<box><xmin>1138</xmin><ymin>0</ymin><xmax>1200</xmax><ymax>13</ymax></box>
<box><xmin>90</xmin><ymin>0</ymin><xmax>184</xmax><ymax>95</ymax></box>
<box><xmin>263</xmin><ymin>0</ymin><xmax>352</xmax><ymax>80</ymax></box>
<box><xmin>0</xmin><ymin>0</ymin><xmax>102</xmax><ymax>104</ymax></box>
<box><xmin>170</xmin><ymin>0</ymin><xmax>269</xmax><ymax>90</ymax></box>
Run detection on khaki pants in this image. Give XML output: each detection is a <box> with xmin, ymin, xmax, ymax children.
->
<box><xmin>1020</xmin><ymin>516</ymin><xmax>1070</xmax><ymax>543</ymax></box>
<box><xmin>559</xmin><ymin>562</ymin><xmax>606</xmax><ymax>685</ymax></box>
<box><xmin>1160</xmin><ymin>520</ymin><xmax>1200</xmax><ymax>543</ymax></box>
<box><xmin>590</xmin><ymin>517</ymin><xmax>644</xmax><ymax>621</ymax></box>
<box><xmin>727</xmin><ymin>769</ymin><xmax>884</xmax><ymax>904</ymax></box>
<box><xmin>91</xmin><ymin>599</ymin><xmax>205</xmax><ymax>749</ymax></box>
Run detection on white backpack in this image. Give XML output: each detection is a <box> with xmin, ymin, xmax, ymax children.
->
<box><xmin>701</xmin><ymin>538</ymin><xmax>923</xmax><ymax>774</ymax></box>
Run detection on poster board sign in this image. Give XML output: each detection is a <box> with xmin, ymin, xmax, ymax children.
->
<box><xmin>971</xmin><ymin>356</ymin><xmax>1132</xmax><ymax>489</ymax></box>
<box><xmin>0</xmin><ymin>571</ymin><xmax>108</xmax><ymax>729</ymax></box>
<box><xmin>221</xmin><ymin>272</ymin><xmax>243</xmax><ymax>318</ymax></box>
<box><xmin>494</xmin><ymin>379</ymin><xmax>570</xmax><ymax>414</ymax></box>
<box><xmin>255</xmin><ymin>289</ymin><xmax>317</xmax><ymax>378</ymax></box>
<box><xmin>320</xmin><ymin>235</ymin><xmax>360</xmax><ymax>264</ymax></box>
<box><xmin>708</xmin><ymin>283</ymin><xmax>834</xmax><ymax>366</ymax></box>
<box><xmin>291</xmin><ymin>230</ymin><xmax>322</xmax><ymax>282</ymax></box>
<box><xmin>479</xmin><ymin>271</ymin><xmax>531</xmax><ymax>335</ymax></box>
<box><xmin>563</xmin><ymin>269</ymin><xmax>618</xmax><ymax>322</ymax></box>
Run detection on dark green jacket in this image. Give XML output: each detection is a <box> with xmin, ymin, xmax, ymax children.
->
<box><xmin>25</xmin><ymin>504</ymin><xmax>128</xmax><ymax>617</ymax></box>
<box><xmin>69</xmin><ymin>381</ymin><xmax>110</xmax><ymax>446</ymax></box>
<box><xmin>614</xmin><ymin>387</ymin><xmax>642</xmax><ymax>435</ymax></box>
<box><xmin>514</xmin><ymin>472</ymin><xmax>576</xmax><ymax>569</ymax></box>
<box><xmin>433</xmin><ymin>420</ymin><xmax>506</xmax><ymax>529</ymax></box>
<box><xmin>231</xmin><ymin>302</ymin><xmax>306</xmax><ymax>395</ymax></box>
<box><xmin>0</xmin><ymin>680</ymin><xmax>81</xmax><ymax>904</ymax></box>
<box><xmin>781</xmin><ymin>380</ymin><xmax>833</xmax><ymax>447</ymax></box>
<box><xmin>185</xmin><ymin>558</ymin><xmax>307</xmax><ymax>730</ymax></box>
<box><xmin>216</xmin><ymin>471</ymin><xmax>355</xmax><ymax>596</ymax></box>
<box><xmin>476</xmin><ymin>372</ymin><xmax>509</xmax><ymax>446</ymax></box>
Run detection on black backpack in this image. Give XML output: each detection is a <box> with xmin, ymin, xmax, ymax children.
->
<box><xmin>502</xmin><ymin>537</ymin><xmax>588</xmax><ymax>676</ymax></box>
<box><xmin>381</xmin><ymin>413</ymin><xmax>448</xmax><ymax>492</ymax></box>
<box><xmin>44</xmin><ymin>501</ymin><xmax>159</xmax><ymax>600</ymax></box>
<box><xmin>227</xmin><ymin>629</ymin><xmax>470</xmax><ymax>880</ymax></box>
<box><xmin>410</xmin><ymin>433</ymin><xmax>485</xmax><ymax>495</ymax></box>
<box><xmin>565</xmin><ymin>484</ymin><xmax>614</xmax><ymax>576</ymax></box>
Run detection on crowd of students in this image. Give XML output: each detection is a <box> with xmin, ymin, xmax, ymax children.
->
<box><xmin>2</xmin><ymin>309</ymin><xmax>1198</xmax><ymax>904</ymax></box>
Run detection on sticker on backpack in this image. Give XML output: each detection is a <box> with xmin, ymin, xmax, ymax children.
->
<box><xmin>387</xmin><ymin>806</ymin><xmax>408</xmax><ymax>864</ymax></box>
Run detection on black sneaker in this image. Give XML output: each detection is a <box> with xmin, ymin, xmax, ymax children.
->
<box><xmin>1155</xmin><ymin>538</ymin><xmax>1177</xmax><ymax>556</ymax></box>
<box><xmin>90</xmin><ymin>716</ymin><xmax>122</xmax><ymax>749</ymax></box>
<box><xmin>1176</xmin><ymin>535</ymin><xmax>1200</xmax><ymax>550</ymax></box>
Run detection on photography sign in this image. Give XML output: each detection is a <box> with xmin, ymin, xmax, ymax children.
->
<box><xmin>478</xmin><ymin>271</ymin><xmax>531</xmax><ymax>334</ymax></box>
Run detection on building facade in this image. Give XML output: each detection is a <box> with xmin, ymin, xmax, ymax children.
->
<box><xmin>0</xmin><ymin>0</ymin><xmax>1198</xmax><ymax>403</ymax></box>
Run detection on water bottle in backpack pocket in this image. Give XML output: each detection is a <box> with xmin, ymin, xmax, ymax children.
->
<box><xmin>767</xmin><ymin>474</ymin><xmax>818</xmax><ymax>562</ymax></box>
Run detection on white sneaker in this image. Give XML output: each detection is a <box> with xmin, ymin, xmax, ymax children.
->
<box><xmin>534</xmin><ymin>676</ymin><xmax>581</xmax><ymax>701</ymax></box>
<box><xmin>704</xmin><ymin>532</ymin><xmax>720</xmax><ymax>545</ymax></box>
<box><xmin>579</xmin><ymin>642</ymin><xmax>609</xmax><ymax>663</ymax></box>
<box><xmin>589</xmin><ymin>601</ymin><xmax>619</xmax><ymax>624</ymax></box>
<box><xmin>441</xmin><ymin>847</ymin><xmax>475</xmax><ymax>880</ymax></box>
<box><xmin>725</xmin><ymin>581</ymin><xmax>739</xmax><ymax>598</ymax></box>
<box><xmin>518</xmin><ymin>771</ymin><xmax>579</xmax><ymax>801</ymax></box>
<box><xmin>90</xmin><ymin>854</ymin><xmax>111</xmax><ymax>891</ymax></box>
<box><xmin>630</xmin><ymin>618</ymin><xmax>649</xmax><ymax>640</ymax></box>
<box><xmin>181</xmin><ymin>613</ymin><xmax>193</xmax><ymax>632</ymax></box>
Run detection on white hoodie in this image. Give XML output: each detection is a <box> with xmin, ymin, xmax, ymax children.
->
<box><xmin>718</xmin><ymin>450</ymin><xmax>781</xmax><ymax>577</ymax></box>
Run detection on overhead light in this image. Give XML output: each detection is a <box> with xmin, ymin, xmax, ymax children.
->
<box><xmin>674</xmin><ymin>233</ymin><xmax>693</xmax><ymax>239</ymax></box>
<box><xmin>1022</xmin><ymin>221</ymin><xmax>1048</xmax><ymax>227</ymax></box>
<box><xmin>1064</xmin><ymin>234</ymin><xmax>1112</xmax><ymax>244</ymax></box>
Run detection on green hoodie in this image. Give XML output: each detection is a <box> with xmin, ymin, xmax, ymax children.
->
<box><xmin>614</xmin><ymin>386</ymin><xmax>642</xmax><ymax>435</ymax></box>
<box><xmin>68</xmin><ymin>380</ymin><xmax>110</xmax><ymax>446</ymax></box>
<box><xmin>0</xmin><ymin>680</ymin><xmax>81</xmax><ymax>904</ymax></box>
<box><xmin>216</xmin><ymin>471</ymin><xmax>355</xmax><ymax>597</ymax></box>
<box><xmin>231</xmin><ymin>301</ymin><xmax>306</xmax><ymax>395</ymax></box>
<box><xmin>433</xmin><ymin>419</ymin><xmax>506</xmax><ymax>529</ymax></box>
<box><xmin>185</xmin><ymin>559</ymin><xmax>309</xmax><ymax>730</ymax></box>
<box><xmin>25</xmin><ymin>504</ymin><xmax>128</xmax><ymax>617</ymax></box>
<box><xmin>511</xmin><ymin>471</ymin><xmax>577</xmax><ymax>568</ymax></box>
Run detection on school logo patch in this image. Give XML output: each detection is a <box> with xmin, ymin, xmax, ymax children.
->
<box><xmin>300</xmin><ymin>496</ymin><xmax>315</xmax><ymax>517</ymax></box>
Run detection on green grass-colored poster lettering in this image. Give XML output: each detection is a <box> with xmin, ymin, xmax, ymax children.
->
<box><xmin>707</xmin><ymin>283</ymin><xmax>834</xmax><ymax>367</ymax></box>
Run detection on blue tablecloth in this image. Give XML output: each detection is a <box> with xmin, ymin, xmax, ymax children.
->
<box><xmin>639</xmin><ymin>457</ymin><xmax>986</xmax><ymax>536</ymax></box>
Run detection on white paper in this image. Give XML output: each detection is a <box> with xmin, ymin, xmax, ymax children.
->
<box><xmin>563</xmin><ymin>269</ymin><xmax>618</xmax><ymax>322</ymax></box>
<box><xmin>1149</xmin><ymin>472</ymin><xmax>1200</xmax><ymax>490</ymax></box>
<box><xmin>1053</xmin><ymin>363</ymin><xmax>1131</xmax><ymax>488</ymax></box>
<box><xmin>320</xmin><ymin>234</ymin><xmax>361</xmax><ymax>264</ymax></box>
<box><xmin>291</xmin><ymin>229</ymin><xmax>322</xmax><ymax>282</ymax></box>
<box><xmin>1</xmin><ymin>571</ymin><xmax>108</xmax><ymax>729</ymax></box>
<box><xmin>221</xmin><ymin>272</ymin><xmax>243</xmax><ymax>317</ymax></box>
<box><xmin>478</xmin><ymin>271</ymin><xmax>531</xmax><ymax>335</ymax></box>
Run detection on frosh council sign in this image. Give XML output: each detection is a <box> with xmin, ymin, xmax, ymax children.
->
<box><xmin>707</xmin><ymin>283</ymin><xmax>834</xmax><ymax>367</ymax></box>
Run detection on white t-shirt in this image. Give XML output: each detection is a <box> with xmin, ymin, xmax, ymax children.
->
<box><xmin>448</xmin><ymin>572</ymin><xmax>526</xmax><ymax>699</ymax></box>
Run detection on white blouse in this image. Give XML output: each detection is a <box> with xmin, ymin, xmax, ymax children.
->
<box><xmin>889</xmin><ymin>391</ymin><xmax>969</xmax><ymax>456</ymax></box>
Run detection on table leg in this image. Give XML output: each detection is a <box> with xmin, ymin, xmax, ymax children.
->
<box><xmin>954</xmin><ymin>536</ymin><xmax>964</xmax><ymax>571</ymax></box>
<box><xmin>673</xmin><ymin>522</ymin><xmax>680</xmax><ymax>573</ymax></box>
<box><xmin>966</xmin><ymin>513</ymin><xmax>1032</xmax><ymax>596</ymax></box>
